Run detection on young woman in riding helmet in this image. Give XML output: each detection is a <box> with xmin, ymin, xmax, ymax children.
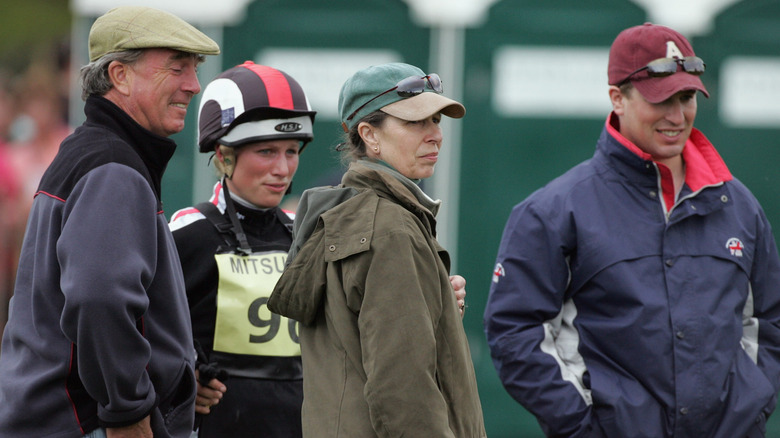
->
<box><xmin>169</xmin><ymin>61</ymin><xmax>315</xmax><ymax>438</ymax></box>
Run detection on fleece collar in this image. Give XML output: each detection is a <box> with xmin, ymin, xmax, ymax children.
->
<box><xmin>85</xmin><ymin>96</ymin><xmax>178</xmax><ymax>201</ymax></box>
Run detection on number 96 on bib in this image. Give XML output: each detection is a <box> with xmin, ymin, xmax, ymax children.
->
<box><xmin>213</xmin><ymin>252</ymin><xmax>301</xmax><ymax>357</ymax></box>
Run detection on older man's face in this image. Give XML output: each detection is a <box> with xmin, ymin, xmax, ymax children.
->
<box><xmin>123</xmin><ymin>49</ymin><xmax>201</xmax><ymax>137</ymax></box>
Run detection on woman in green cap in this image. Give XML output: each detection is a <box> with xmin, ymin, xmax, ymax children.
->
<box><xmin>269</xmin><ymin>62</ymin><xmax>486</xmax><ymax>437</ymax></box>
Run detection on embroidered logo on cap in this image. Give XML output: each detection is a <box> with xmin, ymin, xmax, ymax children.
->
<box><xmin>492</xmin><ymin>262</ymin><xmax>505</xmax><ymax>284</ymax></box>
<box><xmin>665</xmin><ymin>41</ymin><xmax>685</xmax><ymax>59</ymax></box>
<box><xmin>726</xmin><ymin>237</ymin><xmax>744</xmax><ymax>257</ymax></box>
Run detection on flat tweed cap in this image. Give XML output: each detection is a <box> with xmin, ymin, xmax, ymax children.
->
<box><xmin>89</xmin><ymin>6</ymin><xmax>220</xmax><ymax>62</ymax></box>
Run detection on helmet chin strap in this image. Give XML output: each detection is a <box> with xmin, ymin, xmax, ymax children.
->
<box><xmin>221</xmin><ymin>177</ymin><xmax>252</xmax><ymax>256</ymax></box>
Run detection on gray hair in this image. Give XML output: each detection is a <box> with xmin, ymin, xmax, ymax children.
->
<box><xmin>79</xmin><ymin>49</ymin><xmax>145</xmax><ymax>100</ymax></box>
<box><xmin>339</xmin><ymin>110</ymin><xmax>388</xmax><ymax>166</ymax></box>
<box><xmin>79</xmin><ymin>50</ymin><xmax>206</xmax><ymax>100</ymax></box>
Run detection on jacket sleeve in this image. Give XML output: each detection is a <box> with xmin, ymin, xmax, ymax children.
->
<box><xmin>750</xmin><ymin>206</ymin><xmax>780</xmax><ymax>414</ymax></box>
<box><xmin>58</xmin><ymin>163</ymin><xmax>158</xmax><ymax>426</ymax></box>
<box><xmin>354</xmin><ymin>226</ymin><xmax>455</xmax><ymax>438</ymax></box>
<box><xmin>483</xmin><ymin>200</ymin><xmax>599</xmax><ymax>437</ymax></box>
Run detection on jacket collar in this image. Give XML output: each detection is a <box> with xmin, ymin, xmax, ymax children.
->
<box><xmin>210</xmin><ymin>180</ymin><xmax>287</xmax><ymax>227</ymax></box>
<box><xmin>84</xmin><ymin>96</ymin><xmax>178</xmax><ymax>200</ymax></box>
<box><xmin>344</xmin><ymin>159</ymin><xmax>441</xmax><ymax>220</ymax></box>
<box><xmin>604</xmin><ymin>112</ymin><xmax>732</xmax><ymax>192</ymax></box>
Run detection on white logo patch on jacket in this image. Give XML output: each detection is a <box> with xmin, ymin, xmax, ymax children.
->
<box><xmin>492</xmin><ymin>262</ymin><xmax>505</xmax><ymax>283</ymax></box>
<box><xmin>726</xmin><ymin>237</ymin><xmax>745</xmax><ymax>257</ymax></box>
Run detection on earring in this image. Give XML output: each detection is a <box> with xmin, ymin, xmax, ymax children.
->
<box><xmin>373</xmin><ymin>147</ymin><xmax>378</xmax><ymax>153</ymax></box>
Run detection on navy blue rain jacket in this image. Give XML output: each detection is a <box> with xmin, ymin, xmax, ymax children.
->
<box><xmin>485</xmin><ymin>113</ymin><xmax>780</xmax><ymax>438</ymax></box>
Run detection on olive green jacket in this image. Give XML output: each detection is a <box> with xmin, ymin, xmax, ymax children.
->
<box><xmin>269</xmin><ymin>159</ymin><xmax>486</xmax><ymax>438</ymax></box>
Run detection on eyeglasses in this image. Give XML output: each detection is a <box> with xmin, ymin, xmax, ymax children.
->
<box><xmin>345</xmin><ymin>73</ymin><xmax>443</xmax><ymax>122</ymax></box>
<box><xmin>622</xmin><ymin>56</ymin><xmax>705</xmax><ymax>84</ymax></box>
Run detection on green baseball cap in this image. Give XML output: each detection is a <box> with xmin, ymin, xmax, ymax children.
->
<box><xmin>88</xmin><ymin>6</ymin><xmax>220</xmax><ymax>62</ymax></box>
<box><xmin>338</xmin><ymin>62</ymin><xmax>465</xmax><ymax>132</ymax></box>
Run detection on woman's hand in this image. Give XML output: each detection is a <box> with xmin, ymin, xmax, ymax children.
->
<box><xmin>450</xmin><ymin>275</ymin><xmax>467</xmax><ymax>317</ymax></box>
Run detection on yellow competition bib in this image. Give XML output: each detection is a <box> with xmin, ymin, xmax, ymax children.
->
<box><xmin>213</xmin><ymin>251</ymin><xmax>300</xmax><ymax>357</ymax></box>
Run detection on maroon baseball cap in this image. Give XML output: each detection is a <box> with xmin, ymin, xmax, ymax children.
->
<box><xmin>608</xmin><ymin>23</ymin><xmax>709</xmax><ymax>103</ymax></box>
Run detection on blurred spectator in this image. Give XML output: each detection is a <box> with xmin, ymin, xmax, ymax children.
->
<box><xmin>0</xmin><ymin>70</ymin><xmax>21</xmax><ymax>340</ymax></box>
<box><xmin>0</xmin><ymin>70</ymin><xmax>19</xmax><ymax>201</ymax></box>
<box><xmin>1</xmin><ymin>43</ymin><xmax>73</xmax><ymax>339</ymax></box>
<box><xmin>10</xmin><ymin>59</ymin><xmax>72</xmax><ymax>208</ymax></box>
<box><xmin>55</xmin><ymin>40</ymin><xmax>72</xmax><ymax>127</ymax></box>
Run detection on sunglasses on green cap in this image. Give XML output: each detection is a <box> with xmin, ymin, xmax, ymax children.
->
<box><xmin>345</xmin><ymin>73</ymin><xmax>443</xmax><ymax>123</ymax></box>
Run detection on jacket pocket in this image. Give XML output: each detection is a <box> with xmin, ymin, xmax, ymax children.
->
<box><xmin>151</xmin><ymin>361</ymin><xmax>196</xmax><ymax>437</ymax></box>
<box><xmin>744</xmin><ymin>411</ymin><xmax>766</xmax><ymax>438</ymax></box>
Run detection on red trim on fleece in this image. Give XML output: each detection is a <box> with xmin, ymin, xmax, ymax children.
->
<box><xmin>65</xmin><ymin>343</ymin><xmax>86</xmax><ymax>435</ymax></box>
<box><xmin>34</xmin><ymin>191</ymin><xmax>66</xmax><ymax>202</ymax></box>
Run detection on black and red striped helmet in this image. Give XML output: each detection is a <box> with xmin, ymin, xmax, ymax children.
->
<box><xmin>197</xmin><ymin>61</ymin><xmax>316</xmax><ymax>153</ymax></box>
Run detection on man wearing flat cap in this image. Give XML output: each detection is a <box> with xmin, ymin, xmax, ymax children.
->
<box><xmin>0</xmin><ymin>6</ymin><xmax>219</xmax><ymax>438</ymax></box>
<box><xmin>485</xmin><ymin>23</ymin><xmax>780</xmax><ymax>437</ymax></box>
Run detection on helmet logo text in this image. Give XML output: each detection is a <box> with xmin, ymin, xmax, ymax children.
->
<box><xmin>275</xmin><ymin>122</ymin><xmax>302</xmax><ymax>133</ymax></box>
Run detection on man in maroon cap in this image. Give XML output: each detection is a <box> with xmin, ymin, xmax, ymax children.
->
<box><xmin>485</xmin><ymin>23</ymin><xmax>780</xmax><ymax>437</ymax></box>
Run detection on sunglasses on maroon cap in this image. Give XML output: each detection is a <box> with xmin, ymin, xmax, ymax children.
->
<box><xmin>621</xmin><ymin>56</ymin><xmax>706</xmax><ymax>84</ymax></box>
<box><xmin>345</xmin><ymin>73</ymin><xmax>444</xmax><ymax>122</ymax></box>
